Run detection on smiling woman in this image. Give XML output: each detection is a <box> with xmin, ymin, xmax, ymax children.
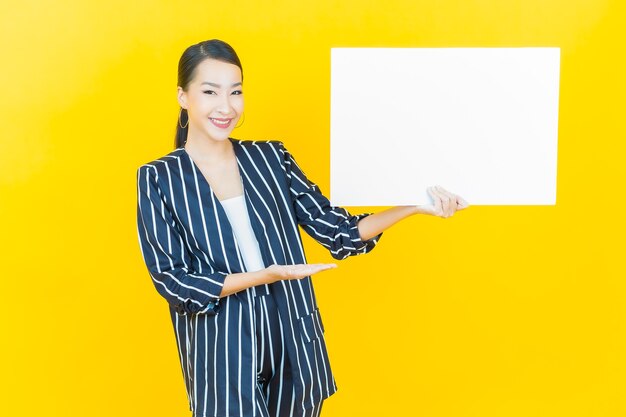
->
<box><xmin>176</xmin><ymin>41</ymin><xmax>245</xmax><ymax>148</ymax></box>
<box><xmin>178</xmin><ymin>59</ymin><xmax>243</xmax><ymax>136</ymax></box>
<box><xmin>136</xmin><ymin>38</ymin><xmax>467</xmax><ymax>417</ymax></box>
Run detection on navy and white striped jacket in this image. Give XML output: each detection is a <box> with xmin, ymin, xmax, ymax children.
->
<box><xmin>136</xmin><ymin>138</ymin><xmax>383</xmax><ymax>416</ymax></box>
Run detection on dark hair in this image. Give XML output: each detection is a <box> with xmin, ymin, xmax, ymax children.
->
<box><xmin>175</xmin><ymin>39</ymin><xmax>243</xmax><ymax>149</ymax></box>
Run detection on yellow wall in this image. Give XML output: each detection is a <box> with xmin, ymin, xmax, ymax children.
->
<box><xmin>1</xmin><ymin>0</ymin><xmax>624</xmax><ymax>415</ymax></box>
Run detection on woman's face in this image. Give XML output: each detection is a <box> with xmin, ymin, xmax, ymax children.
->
<box><xmin>177</xmin><ymin>58</ymin><xmax>244</xmax><ymax>144</ymax></box>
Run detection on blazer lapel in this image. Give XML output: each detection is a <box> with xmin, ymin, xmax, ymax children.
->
<box><xmin>232</xmin><ymin>138</ymin><xmax>273</xmax><ymax>269</ymax></box>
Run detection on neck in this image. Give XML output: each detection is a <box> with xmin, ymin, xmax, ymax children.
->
<box><xmin>184</xmin><ymin>132</ymin><xmax>233</xmax><ymax>164</ymax></box>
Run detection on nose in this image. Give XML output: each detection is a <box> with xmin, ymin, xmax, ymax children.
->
<box><xmin>216</xmin><ymin>94</ymin><xmax>236</xmax><ymax>115</ymax></box>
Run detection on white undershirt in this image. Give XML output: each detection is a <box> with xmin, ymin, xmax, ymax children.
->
<box><xmin>219</xmin><ymin>194</ymin><xmax>265</xmax><ymax>272</ymax></box>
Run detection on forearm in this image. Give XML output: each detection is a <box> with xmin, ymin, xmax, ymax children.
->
<box><xmin>219</xmin><ymin>269</ymin><xmax>272</xmax><ymax>298</ymax></box>
<box><xmin>357</xmin><ymin>206</ymin><xmax>418</xmax><ymax>241</ymax></box>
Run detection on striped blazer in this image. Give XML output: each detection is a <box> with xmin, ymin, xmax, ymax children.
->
<box><xmin>136</xmin><ymin>138</ymin><xmax>383</xmax><ymax>417</ymax></box>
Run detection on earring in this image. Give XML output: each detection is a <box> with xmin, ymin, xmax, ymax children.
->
<box><xmin>179</xmin><ymin>107</ymin><xmax>189</xmax><ymax>128</ymax></box>
<box><xmin>234</xmin><ymin>112</ymin><xmax>245</xmax><ymax>128</ymax></box>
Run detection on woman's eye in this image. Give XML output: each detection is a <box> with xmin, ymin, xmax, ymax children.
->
<box><xmin>232</xmin><ymin>90</ymin><xmax>243</xmax><ymax>95</ymax></box>
<box><xmin>203</xmin><ymin>90</ymin><xmax>216</xmax><ymax>95</ymax></box>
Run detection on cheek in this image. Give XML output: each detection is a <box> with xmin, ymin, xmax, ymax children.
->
<box><xmin>190</xmin><ymin>98</ymin><xmax>211</xmax><ymax>115</ymax></box>
<box><xmin>233</xmin><ymin>98</ymin><xmax>244</xmax><ymax>112</ymax></box>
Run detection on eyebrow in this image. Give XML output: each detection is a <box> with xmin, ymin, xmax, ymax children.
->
<box><xmin>200</xmin><ymin>81</ymin><xmax>242</xmax><ymax>88</ymax></box>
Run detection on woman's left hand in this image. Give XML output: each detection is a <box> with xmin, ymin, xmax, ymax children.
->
<box><xmin>415</xmin><ymin>185</ymin><xmax>469</xmax><ymax>218</ymax></box>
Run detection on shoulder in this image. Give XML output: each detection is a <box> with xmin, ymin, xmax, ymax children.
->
<box><xmin>231</xmin><ymin>137</ymin><xmax>285</xmax><ymax>153</ymax></box>
<box><xmin>136</xmin><ymin>147</ymin><xmax>185</xmax><ymax>180</ymax></box>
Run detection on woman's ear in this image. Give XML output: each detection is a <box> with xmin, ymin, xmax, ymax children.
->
<box><xmin>177</xmin><ymin>86</ymin><xmax>188</xmax><ymax>109</ymax></box>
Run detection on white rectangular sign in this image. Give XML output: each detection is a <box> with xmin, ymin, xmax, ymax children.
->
<box><xmin>329</xmin><ymin>47</ymin><xmax>560</xmax><ymax>206</ymax></box>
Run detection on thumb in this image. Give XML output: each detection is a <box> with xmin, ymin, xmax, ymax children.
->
<box><xmin>457</xmin><ymin>196</ymin><xmax>470</xmax><ymax>209</ymax></box>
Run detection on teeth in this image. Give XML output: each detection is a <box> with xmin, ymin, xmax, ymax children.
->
<box><xmin>211</xmin><ymin>118</ymin><xmax>229</xmax><ymax>125</ymax></box>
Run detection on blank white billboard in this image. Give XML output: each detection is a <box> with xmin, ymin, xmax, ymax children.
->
<box><xmin>329</xmin><ymin>47</ymin><xmax>560</xmax><ymax>206</ymax></box>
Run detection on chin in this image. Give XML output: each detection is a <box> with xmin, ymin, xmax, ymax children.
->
<box><xmin>208</xmin><ymin>132</ymin><xmax>233</xmax><ymax>141</ymax></box>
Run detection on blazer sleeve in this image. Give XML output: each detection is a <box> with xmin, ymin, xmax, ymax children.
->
<box><xmin>136</xmin><ymin>164</ymin><xmax>227</xmax><ymax>316</ymax></box>
<box><xmin>277</xmin><ymin>141</ymin><xmax>383</xmax><ymax>260</ymax></box>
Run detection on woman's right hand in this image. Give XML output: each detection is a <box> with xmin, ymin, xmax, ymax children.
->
<box><xmin>264</xmin><ymin>263</ymin><xmax>338</xmax><ymax>283</ymax></box>
<box><xmin>414</xmin><ymin>185</ymin><xmax>469</xmax><ymax>218</ymax></box>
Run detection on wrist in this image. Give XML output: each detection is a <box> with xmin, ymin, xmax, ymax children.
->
<box><xmin>258</xmin><ymin>268</ymin><xmax>276</xmax><ymax>285</ymax></box>
<box><xmin>412</xmin><ymin>205</ymin><xmax>432</xmax><ymax>216</ymax></box>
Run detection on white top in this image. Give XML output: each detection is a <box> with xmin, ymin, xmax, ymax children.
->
<box><xmin>219</xmin><ymin>194</ymin><xmax>265</xmax><ymax>272</ymax></box>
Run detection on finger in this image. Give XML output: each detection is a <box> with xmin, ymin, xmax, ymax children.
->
<box><xmin>435</xmin><ymin>185</ymin><xmax>456</xmax><ymax>201</ymax></box>
<box><xmin>438</xmin><ymin>188</ymin><xmax>452</xmax><ymax>217</ymax></box>
<box><xmin>297</xmin><ymin>263</ymin><xmax>336</xmax><ymax>278</ymax></box>
<box><xmin>312</xmin><ymin>263</ymin><xmax>337</xmax><ymax>272</ymax></box>
<box><xmin>434</xmin><ymin>185</ymin><xmax>451</xmax><ymax>195</ymax></box>
<box><xmin>436</xmin><ymin>186</ymin><xmax>469</xmax><ymax>211</ymax></box>
<box><xmin>434</xmin><ymin>185</ymin><xmax>451</xmax><ymax>217</ymax></box>
<box><xmin>436</xmin><ymin>185</ymin><xmax>459</xmax><ymax>217</ymax></box>
<box><xmin>447</xmin><ymin>193</ymin><xmax>468</xmax><ymax>211</ymax></box>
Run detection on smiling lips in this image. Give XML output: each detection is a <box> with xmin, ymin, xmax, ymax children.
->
<box><xmin>209</xmin><ymin>117</ymin><xmax>232</xmax><ymax>129</ymax></box>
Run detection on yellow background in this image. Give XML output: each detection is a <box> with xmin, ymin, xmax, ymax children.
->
<box><xmin>1</xmin><ymin>0</ymin><xmax>625</xmax><ymax>416</ymax></box>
